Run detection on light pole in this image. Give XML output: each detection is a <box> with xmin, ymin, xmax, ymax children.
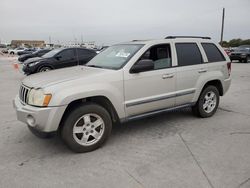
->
<box><xmin>220</xmin><ymin>8</ymin><xmax>225</xmax><ymax>44</ymax></box>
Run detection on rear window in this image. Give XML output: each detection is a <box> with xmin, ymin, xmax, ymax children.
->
<box><xmin>175</xmin><ymin>43</ymin><xmax>203</xmax><ymax>66</ymax></box>
<box><xmin>201</xmin><ymin>43</ymin><xmax>225</xmax><ymax>62</ymax></box>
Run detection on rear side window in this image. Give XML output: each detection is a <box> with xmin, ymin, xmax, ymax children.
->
<box><xmin>77</xmin><ymin>49</ymin><xmax>95</xmax><ymax>57</ymax></box>
<box><xmin>175</xmin><ymin>43</ymin><xmax>203</xmax><ymax>66</ymax></box>
<box><xmin>202</xmin><ymin>43</ymin><xmax>225</xmax><ymax>62</ymax></box>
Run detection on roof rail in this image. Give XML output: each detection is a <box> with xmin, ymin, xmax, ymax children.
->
<box><xmin>165</xmin><ymin>36</ymin><xmax>211</xmax><ymax>39</ymax></box>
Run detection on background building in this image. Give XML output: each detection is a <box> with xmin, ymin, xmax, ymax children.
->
<box><xmin>11</xmin><ymin>40</ymin><xmax>45</xmax><ymax>48</ymax></box>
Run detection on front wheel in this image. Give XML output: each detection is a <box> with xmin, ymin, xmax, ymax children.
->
<box><xmin>243</xmin><ymin>57</ymin><xmax>249</xmax><ymax>63</ymax></box>
<box><xmin>192</xmin><ymin>86</ymin><xmax>220</xmax><ymax>118</ymax></box>
<box><xmin>38</xmin><ymin>66</ymin><xmax>52</xmax><ymax>72</ymax></box>
<box><xmin>61</xmin><ymin>103</ymin><xmax>112</xmax><ymax>153</ymax></box>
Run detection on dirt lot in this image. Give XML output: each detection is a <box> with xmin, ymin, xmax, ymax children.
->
<box><xmin>0</xmin><ymin>55</ymin><xmax>250</xmax><ymax>188</ymax></box>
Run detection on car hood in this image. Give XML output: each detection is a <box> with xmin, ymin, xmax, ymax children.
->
<box><xmin>22</xmin><ymin>66</ymin><xmax>112</xmax><ymax>88</ymax></box>
<box><xmin>232</xmin><ymin>49</ymin><xmax>249</xmax><ymax>54</ymax></box>
<box><xmin>23</xmin><ymin>57</ymin><xmax>43</xmax><ymax>64</ymax></box>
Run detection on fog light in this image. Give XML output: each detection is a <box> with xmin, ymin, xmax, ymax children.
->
<box><xmin>27</xmin><ymin>115</ymin><xmax>36</xmax><ymax>127</ymax></box>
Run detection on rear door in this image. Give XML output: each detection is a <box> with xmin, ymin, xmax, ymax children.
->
<box><xmin>175</xmin><ymin>42</ymin><xmax>207</xmax><ymax>106</ymax></box>
<box><xmin>76</xmin><ymin>49</ymin><xmax>96</xmax><ymax>65</ymax></box>
<box><xmin>54</xmin><ymin>48</ymin><xmax>77</xmax><ymax>68</ymax></box>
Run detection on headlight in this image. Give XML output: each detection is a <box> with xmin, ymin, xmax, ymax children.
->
<box><xmin>28</xmin><ymin>89</ymin><xmax>52</xmax><ymax>107</ymax></box>
<box><xmin>241</xmin><ymin>53</ymin><xmax>247</xmax><ymax>56</ymax></box>
<box><xmin>28</xmin><ymin>61</ymin><xmax>40</xmax><ymax>67</ymax></box>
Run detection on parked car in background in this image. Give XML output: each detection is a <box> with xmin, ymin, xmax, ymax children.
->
<box><xmin>14</xmin><ymin>36</ymin><xmax>231</xmax><ymax>152</ymax></box>
<box><xmin>8</xmin><ymin>47</ymin><xmax>26</xmax><ymax>55</ymax></box>
<box><xmin>17</xmin><ymin>48</ymin><xmax>37</xmax><ymax>56</ymax></box>
<box><xmin>1</xmin><ymin>48</ymin><xmax>10</xmax><ymax>54</ymax></box>
<box><xmin>230</xmin><ymin>47</ymin><xmax>250</xmax><ymax>63</ymax></box>
<box><xmin>18</xmin><ymin>49</ymin><xmax>52</xmax><ymax>63</ymax></box>
<box><xmin>238</xmin><ymin>45</ymin><xmax>250</xmax><ymax>50</ymax></box>
<box><xmin>0</xmin><ymin>44</ymin><xmax>7</xmax><ymax>48</ymax></box>
<box><xmin>22</xmin><ymin>47</ymin><xmax>96</xmax><ymax>75</ymax></box>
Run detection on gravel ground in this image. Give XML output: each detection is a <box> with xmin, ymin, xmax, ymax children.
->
<box><xmin>0</xmin><ymin>55</ymin><xmax>250</xmax><ymax>188</ymax></box>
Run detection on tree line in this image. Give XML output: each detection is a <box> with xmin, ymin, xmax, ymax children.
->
<box><xmin>220</xmin><ymin>39</ymin><xmax>250</xmax><ymax>48</ymax></box>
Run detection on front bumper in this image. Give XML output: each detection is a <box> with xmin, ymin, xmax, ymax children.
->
<box><xmin>13</xmin><ymin>96</ymin><xmax>67</xmax><ymax>133</ymax></box>
<box><xmin>230</xmin><ymin>55</ymin><xmax>247</xmax><ymax>61</ymax></box>
<box><xmin>22</xmin><ymin>64</ymin><xmax>36</xmax><ymax>74</ymax></box>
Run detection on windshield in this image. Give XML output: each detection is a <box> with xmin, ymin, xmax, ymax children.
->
<box><xmin>42</xmin><ymin>48</ymin><xmax>62</xmax><ymax>58</ymax></box>
<box><xmin>86</xmin><ymin>44</ymin><xmax>143</xmax><ymax>70</ymax></box>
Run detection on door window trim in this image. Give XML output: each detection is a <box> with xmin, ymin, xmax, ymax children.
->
<box><xmin>129</xmin><ymin>43</ymin><xmax>173</xmax><ymax>73</ymax></box>
<box><xmin>174</xmin><ymin>42</ymin><xmax>205</xmax><ymax>67</ymax></box>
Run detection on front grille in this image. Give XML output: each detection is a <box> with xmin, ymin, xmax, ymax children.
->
<box><xmin>19</xmin><ymin>85</ymin><xmax>30</xmax><ymax>104</ymax></box>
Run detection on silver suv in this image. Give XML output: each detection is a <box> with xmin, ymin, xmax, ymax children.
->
<box><xmin>13</xmin><ymin>36</ymin><xmax>231</xmax><ymax>153</ymax></box>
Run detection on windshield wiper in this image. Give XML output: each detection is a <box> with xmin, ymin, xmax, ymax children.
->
<box><xmin>85</xmin><ymin>65</ymin><xmax>104</xmax><ymax>68</ymax></box>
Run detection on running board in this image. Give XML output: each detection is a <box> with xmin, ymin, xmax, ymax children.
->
<box><xmin>121</xmin><ymin>103</ymin><xmax>195</xmax><ymax>123</ymax></box>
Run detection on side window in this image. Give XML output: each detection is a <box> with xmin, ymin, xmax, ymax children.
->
<box><xmin>201</xmin><ymin>43</ymin><xmax>226</xmax><ymax>62</ymax></box>
<box><xmin>77</xmin><ymin>49</ymin><xmax>93</xmax><ymax>58</ymax></box>
<box><xmin>175</xmin><ymin>43</ymin><xmax>203</xmax><ymax>66</ymax></box>
<box><xmin>58</xmin><ymin>49</ymin><xmax>75</xmax><ymax>60</ymax></box>
<box><xmin>139</xmin><ymin>44</ymin><xmax>172</xmax><ymax>70</ymax></box>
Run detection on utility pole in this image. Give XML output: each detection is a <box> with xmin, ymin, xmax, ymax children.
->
<box><xmin>220</xmin><ymin>8</ymin><xmax>225</xmax><ymax>44</ymax></box>
<box><xmin>81</xmin><ymin>34</ymin><xmax>83</xmax><ymax>44</ymax></box>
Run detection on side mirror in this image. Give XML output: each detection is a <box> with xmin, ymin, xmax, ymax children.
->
<box><xmin>55</xmin><ymin>55</ymin><xmax>62</xmax><ymax>60</ymax></box>
<box><xmin>130</xmin><ymin>59</ymin><xmax>154</xmax><ymax>73</ymax></box>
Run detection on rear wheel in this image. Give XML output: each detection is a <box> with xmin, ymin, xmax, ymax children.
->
<box><xmin>61</xmin><ymin>103</ymin><xmax>112</xmax><ymax>153</ymax></box>
<box><xmin>192</xmin><ymin>86</ymin><xmax>220</xmax><ymax>118</ymax></box>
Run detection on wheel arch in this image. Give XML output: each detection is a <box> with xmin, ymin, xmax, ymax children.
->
<box><xmin>58</xmin><ymin>95</ymin><xmax>120</xmax><ymax>131</ymax></box>
<box><xmin>202</xmin><ymin>79</ymin><xmax>224</xmax><ymax>96</ymax></box>
<box><xmin>37</xmin><ymin>63</ymin><xmax>54</xmax><ymax>72</ymax></box>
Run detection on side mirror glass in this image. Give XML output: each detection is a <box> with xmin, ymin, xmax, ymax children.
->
<box><xmin>130</xmin><ymin>59</ymin><xmax>154</xmax><ymax>73</ymax></box>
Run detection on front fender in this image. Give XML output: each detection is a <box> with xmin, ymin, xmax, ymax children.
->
<box><xmin>47</xmin><ymin>83</ymin><xmax>125</xmax><ymax>119</ymax></box>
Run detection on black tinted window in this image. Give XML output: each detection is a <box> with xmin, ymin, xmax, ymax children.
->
<box><xmin>77</xmin><ymin>49</ymin><xmax>95</xmax><ymax>57</ymax></box>
<box><xmin>58</xmin><ymin>49</ymin><xmax>75</xmax><ymax>60</ymax></box>
<box><xmin>202</xmin><ymin>43</ymin><xmax>225</xmax><ymax>62</ymax></box>
<box><xmin>175</xmin><ymin>43</ymin><xmax>202</xmax><ymax>66</ymax></box>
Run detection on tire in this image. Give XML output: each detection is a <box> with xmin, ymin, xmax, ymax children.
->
<box><xmin>28</xmin><ymin>125</ymin><xmax>55</xmax><ymax>139</ymax></box>
<box><xmin>38</xmin><ymin>66</ymin><xmax>52</xmax><ymax>72</ymax></box>
<box><xmin>60</xmin><ymin>103</ymin><xmax>112</xmax><ymax>153</ymax></box>
<box><xmin>192</xmin><ymin>85</ymin><xmax>220</xmax><ymax>118</ymax></box>
<box><xmin>243</xmin><ymin>57</ymin><xmax>248</xmax><ymax>63</ymax></box>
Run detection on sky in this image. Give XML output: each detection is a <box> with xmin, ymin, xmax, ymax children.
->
<box><xmin>0</xmin><ymin>0</ymin><xmax>250</xmax><ymax>45</ymax></box>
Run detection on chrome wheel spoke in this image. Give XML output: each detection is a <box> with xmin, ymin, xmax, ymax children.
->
<box><xmin>84</xmin><ymin>115</ymin><xmax>91</xmax><ymax>124</ymax></box>
<box><xmin>209</xmin><ymin>93</ymin><xmax>215</xmax><ymax>100</ymax></box>
<box><xmin>73</xmin><ymin>126</ymin><xmax>83</xmax><ymax>134</ymax></box>
<box><xmin>203</xmin><ymin>102</ymin><xmax>209</xmax><ymax>109</ymax></box>
<box><xmin>91</xmin><ymin>130</ymin><xmax>102</xmax><ymax>139</ymax></box>
<box><xmin>81</xmin><ymin>134</ymin><xmax>89</xmax><ymax>143</ymax></box>
<box><xmin>92</xmin><ymin>119</ymin><xmax>103</xmax><ymax>129</ymax></box>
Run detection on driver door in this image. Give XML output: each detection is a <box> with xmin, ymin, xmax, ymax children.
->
<box><xmin>124</xmin><ymin>44</ymin><xmax>176</xmax><ymax>117</ymax></box>
<box><xmin>54</xmin><ymin>49</ymin><xmax>77</xmax><ymax>69</ymax></box>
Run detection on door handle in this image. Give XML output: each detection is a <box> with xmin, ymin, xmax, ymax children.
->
<box><xmin>162</xmin><ymin>73</ymin><xmax>174</xmax><ymax>79</ymax></box>
<box><xmin>198</xmin><ymin>69</ymin><xmax>207</xmax><ymax>73</ymax></box>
